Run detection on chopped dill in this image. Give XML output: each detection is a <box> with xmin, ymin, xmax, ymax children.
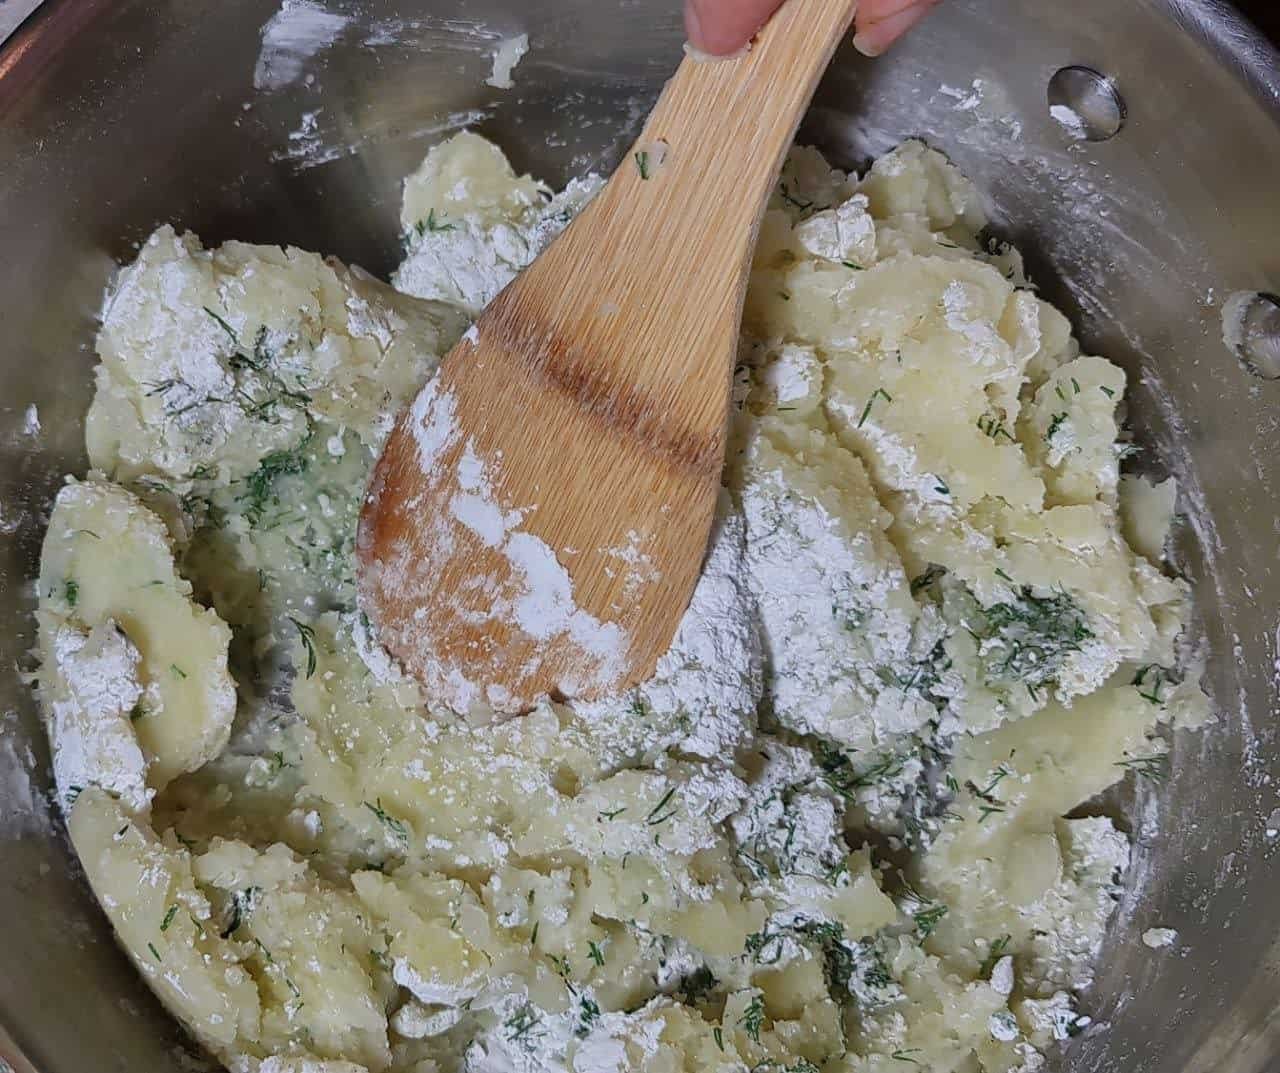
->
<box><xmin>977</xmin><ymin>414</ymin><xmax>1015</xmax><ymax>441</ymax></box>
<box><xmin>1116</xmin><ymin>755</ymin><xmax>1168</xmax><ymax>782</ymax></box>
<box><xmin>364</xmin><ymin>798</ymin><xmax>409</xmax><ymax>846</ymax></box>
<box><xmin>505</xmin><ymin>1002</ymin><xmax>543</xmax><ymax>1047</ymax></box>
<box><xmin>979</xmin><ymin>934</ymin><xmax>1012</xmax><ymax>979</ymax></box>
<box><xmin>646</xmin><ymin>786</ymin><xmax>679</xmax><ymax>826</ymax></box>
<box><xmin>913</xmin><ymin>902</ymin><xmax>948</xmax><ymax>939</ymax></box>
<box><xmin>289</xmin><ymin>617</ymin><xmax>318</xmax><ymax>678</ymax></box>
<box><xmin>575</xmin><ymin>996</ymin><xmax>601</xmax><ymax>1037</ymax></box>
<box><xmin>858</xmin><ymin>387</ymin><xmax>893</xmax><ymax>429</ymax></box>
<box><xmin>738</xmin><ymin>995</ymin><xmax>765</xmax><ymax>1043</ymax></box>
<box><xmin>242</xmin><ymin>442</ymin><xmax>311</xmax><ymax>523</ymax></box>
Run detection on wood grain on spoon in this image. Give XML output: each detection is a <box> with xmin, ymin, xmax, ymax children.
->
<box><xmin>358</xmin><ymin>0</ymin><xmax>859</xmax><ymax>715</ymax></box>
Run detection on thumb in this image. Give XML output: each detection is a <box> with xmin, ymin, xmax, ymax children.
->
<box><xmin>685</xmin><ymin>0</ymin><xmax>786</xmax><ymax>55</ymax></box>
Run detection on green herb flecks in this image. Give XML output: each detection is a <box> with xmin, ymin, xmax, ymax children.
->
<box><xmin>242</xmin><ymin>442</ymin><xmax>311</xmax><ymax>524</ymax></box>
<box><xmin>737</xmin><ymin>995</ymin><xmax>765</xmax><ymax>1043</ymax></box>
<box><xmin>505</xmin><ymin>1002</ymin><xmax>543</xmax><ymax>1048</ymax></box>
<box><xmin>1132</xmin><ymin>664</ymin><xmax>1174</xmax><ymax>706</ymax></box>
<box><xmin>634</xmin><ymin>151</ymin><xmax>651</xmax><ymax>180</ymax></box>
<box><xmin>64</xmin><ymin>579</ymin><xmax>79</xmax><ymax>608</ymax></box>
<box><xmin>201</xmin><ymin>308</ymin><xmax>312</xmax><ymax>424</ymax></box>
<box><xmin>160</xmin><ymin>905</ymin><xmax>178</xmax><ymax>932</ymax></box>
<box><xmin>289</xmin><ymin>617</ymin><xmax>318</xmax><ymax>678</ymax></box>
<box><xmin>779</xmin><ymin>183</ymin><xmax>815</xmax><ymax>213</ymax></box>
<box><xmin>203</xmin><ymin>306</ymin><xmax>239</xmax><ymax>344</ymax></box>
<box><xmin>965</xmin><ymin>764</ymin><xmax>1012</xmax><ymax>823</ymax></box>
<box><xmin>979</xmin><ymin>934</ymin><xmax>1012</xmax><ymax>979</ymax></box>
<box><xmin>858</xmin><ymin>387</ymin><xmax>893</xmax><ymax>429</ymax></box>
<box><xmin>977</xmin><ymin>585</ymin><xmax>1092</xmax><ymax>694</ymax></box>
<box><xmin>575</xmin><ymin>996</ymin><xmax>601</xmax><ymax>1038</ymax></box>
<box><xmin>587</xmin><ymin>940</ymin><xmax>605</xmax><ymax>967</ymax></box>
<box><xmin>646</xmin><ymin>786</ymin><xmax>679</xmax><ymax>826</ymax></box>
<box><xmin>364</xmin><ymin>798</ymin><xmax>409</xmax><ymax>847</ymax></box>
<box><xmin>147</xmin><ymin>941</ymin><xmax>162</xmax><ymax>962</ymax></box>
<box><xmin>253</xmin><ymin>938</ymin><xmax>301</xmax><ymax>998</ymax></box>
<box><xmin>1046</xmin><ymin>411</ymin><xmax>1070</xmax><ymax>444</ymax></box>
<box><xmin>977</xmin><ymin>414</ymin><xmax>1015</xmax><ymax>442</ymax></box>
<box><xmin>1116</xmin><ymin>754</ymin><xmax>1169</xmax><ymax>782</ymax></box>
<box><xmin>817</xmin><ymin>742</ymin><xmax>905</xmax><ymax>799</ymax></box>
<box><xmin>417</xmin><ymin>208</ymin><xmax>456</xmax><ymax>235</ymax></box>
<box><xmin>912</xmin><ymin>902</ymin><xmax>948</xmax><ymax>939</ymax></box>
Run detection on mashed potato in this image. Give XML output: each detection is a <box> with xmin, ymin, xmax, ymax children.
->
<box><xmin>37</xmin><ymin>132</ymin><xmax>1206</xmax><ymax>1073</ymax></box>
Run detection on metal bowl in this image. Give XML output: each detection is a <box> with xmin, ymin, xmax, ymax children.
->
<box><xmin>1</xmin><ymin>2</ymin><xmax>1278</xmax><ymax>1071</ymax></box>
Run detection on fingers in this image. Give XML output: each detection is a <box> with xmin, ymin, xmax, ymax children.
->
<box><xmin>685</xmin><ymin>0</ymin><xmax>786</xmax><ymax>56</ymax></box>
<box><xmin>853</xmin><ymin>0</ymin><xmax>939</xmax><ymax>56</ymax></box>
<box><xmin>683</xmin><ymin>0</ymin><xmax>937</xmax><ymax>59</ymax></box>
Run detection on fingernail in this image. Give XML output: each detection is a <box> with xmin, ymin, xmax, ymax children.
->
<box><xmin>854</xmin><ymin>2</ymin><xmax>935</xmax><ymax>57</ymax></box>
<box><xmin>684</xmin><ymin>0</ymin><xmax>707</xmax><ymax>51</ymax></box>
<box><xmin>852</xmin><ymin>32</ymin><xmax>884</xmax><ymax>57</ymax></box>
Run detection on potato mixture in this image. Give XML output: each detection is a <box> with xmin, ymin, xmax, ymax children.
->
<box><xmin>36</xmin><ymin>132</ymin><xmax>1206</xmax><ymax>1073</ymax></box>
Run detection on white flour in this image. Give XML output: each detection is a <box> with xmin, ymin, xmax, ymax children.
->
<box><xmin>254</xmin><ymin>0</ymin><xmax>351</xmax><ymax>92</ymax></box>
<box><xmin>571</xmin><ymin>498</ymin><xmax>761</xmax><ymax>767</ymax></box>
<box><xmin>373</xmin><ymin>391</ymin><xmax>628</xmax><ymax>711</ymax></box>
<box><xmin>486</xmin><ymin>34</ymin><xmax>528</xmax><ymax>90</ymax></box>
<box><xmin>1142</xmin><ymin>927</ymin><xmax>1178</xmax><ymax>949</ymax></box>
<box><xmin>47</xmin><ymin>622</ymin><xmax>150</xmax><ymax>815</ymax></box>
<box><xmin>394</xmin><ymin>176</ymin><xmax>604</xmax><ymax>315</ymax></box>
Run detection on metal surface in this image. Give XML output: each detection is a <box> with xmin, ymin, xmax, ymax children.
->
<box><xmin>0</xmin><ymin>0</ymin><xmax>45</xmax><ymax>45</ymax></box>
<box><xmin>0</xmin><ymin>2</ymin><xmax>1277</xmax><ymax>1072</ymax></box>
<box><xmin>1229</xmin><ymin>292</ymin><xmax>1280</xmax><ymax>380</ymax></box>
<box><xmin>1047</xmin><ymin>66</ymin><xmax>1127</xmax><ymax>142</ymax></box>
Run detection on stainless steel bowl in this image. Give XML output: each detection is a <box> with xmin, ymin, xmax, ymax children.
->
<box><xmin>2</xmin><ymin>2</ymin><xmax>1278</xmax><ymax>1071</ymax></box>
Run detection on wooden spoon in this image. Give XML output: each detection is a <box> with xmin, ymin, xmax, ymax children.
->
<box><xmin>358</xmin><ymin>0</ymin><xmax>858</xmax><ymax>715</ymax></box>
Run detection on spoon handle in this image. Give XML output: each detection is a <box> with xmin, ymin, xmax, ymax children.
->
<box><xmin>495</xmin><ymin>0</ymin><xmax>859</xmax><ymax>440</ymax></box>
<box><xmin>623</xmin><ymin>0</ymin><xmax>861</xmax><ymax>247</ymax></box>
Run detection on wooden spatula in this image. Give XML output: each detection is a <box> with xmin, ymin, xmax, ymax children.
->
<box><xmin>357</xmin><ymin>0</ymin><xmax>858</xmax><ymax>715</ymax></box>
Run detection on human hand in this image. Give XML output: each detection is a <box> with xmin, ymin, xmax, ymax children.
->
<box><xmin>684</xmin><ymin>0</ymin><xmax>939</xmax><ymax>57</ymax></box>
